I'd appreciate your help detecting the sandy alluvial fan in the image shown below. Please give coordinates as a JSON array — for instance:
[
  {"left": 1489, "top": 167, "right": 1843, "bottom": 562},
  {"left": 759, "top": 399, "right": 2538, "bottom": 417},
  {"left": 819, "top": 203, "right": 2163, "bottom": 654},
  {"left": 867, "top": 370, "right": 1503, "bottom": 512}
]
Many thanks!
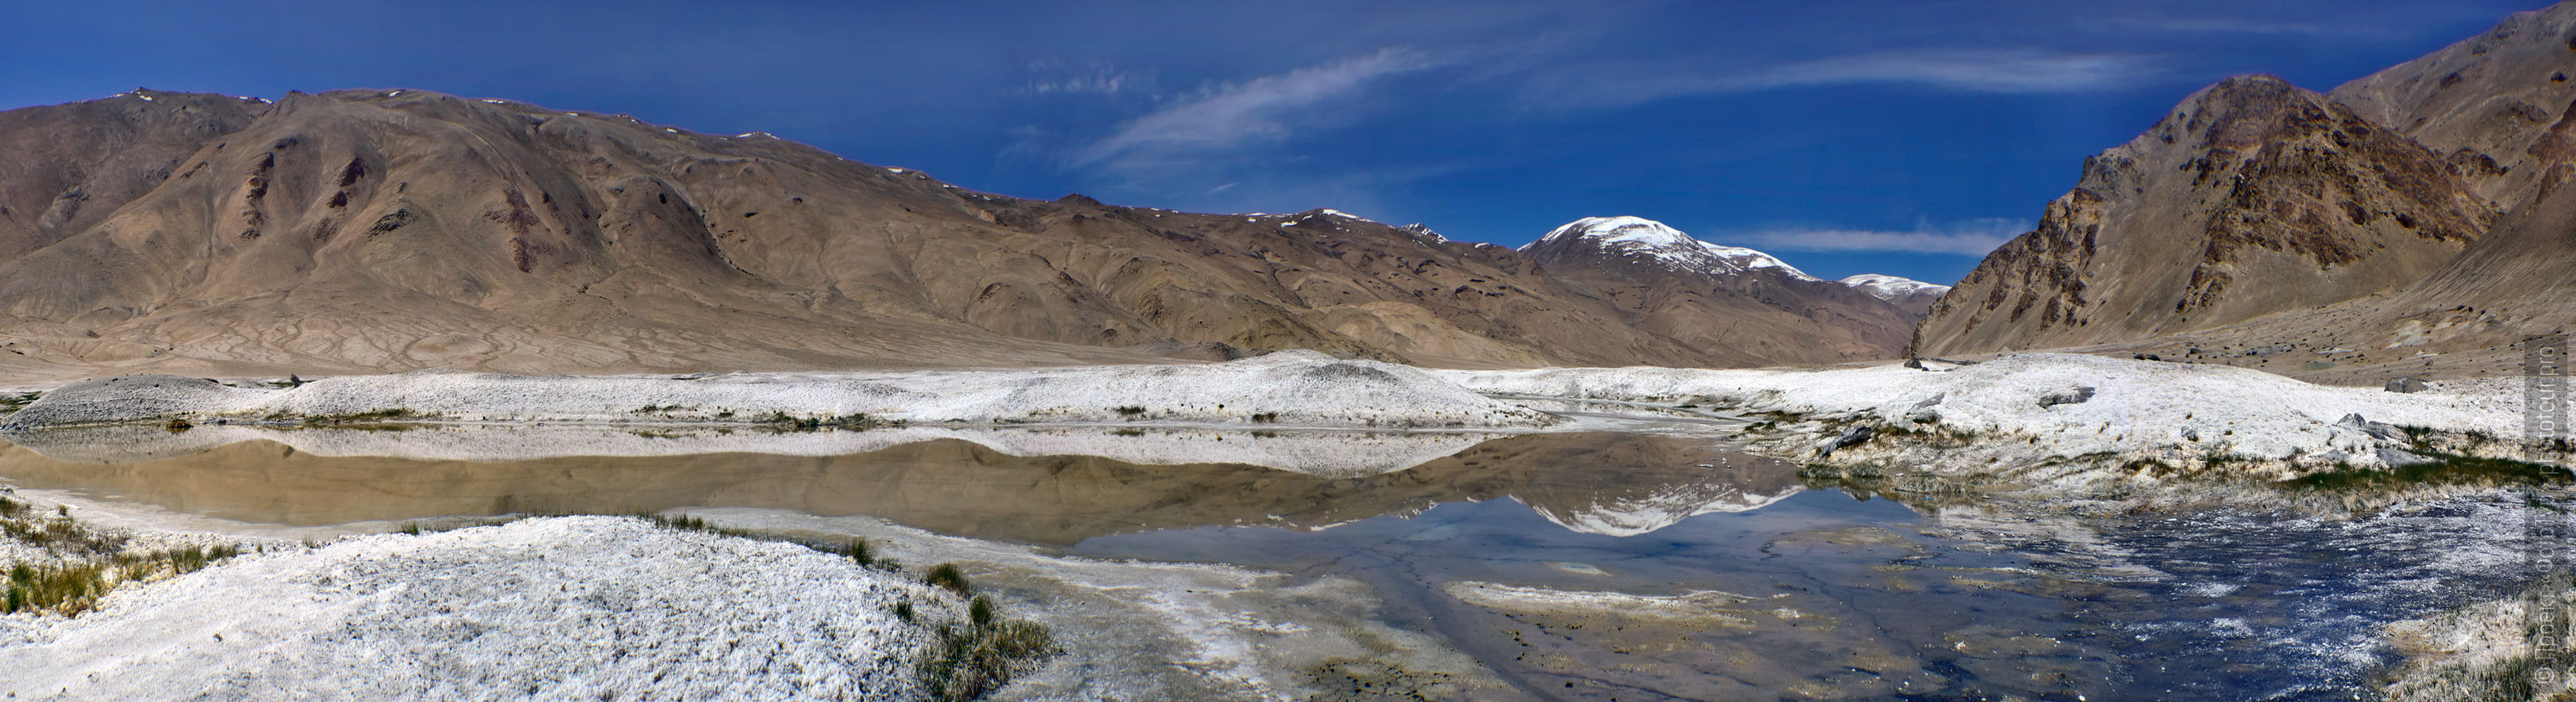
[{"left": 0, "top": 88, "right": 1923, "bottom": 380}]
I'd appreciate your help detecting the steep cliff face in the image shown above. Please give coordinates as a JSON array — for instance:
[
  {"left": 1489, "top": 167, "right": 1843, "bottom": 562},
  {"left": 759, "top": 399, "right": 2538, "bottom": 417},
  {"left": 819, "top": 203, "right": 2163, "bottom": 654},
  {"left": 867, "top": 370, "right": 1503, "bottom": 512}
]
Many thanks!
[
  {"left": 0, "top": 88, "right": 1914, "bottom": 378},
  {"left": 1917, "top": 76, "right": 2494, "bottom": 356}
]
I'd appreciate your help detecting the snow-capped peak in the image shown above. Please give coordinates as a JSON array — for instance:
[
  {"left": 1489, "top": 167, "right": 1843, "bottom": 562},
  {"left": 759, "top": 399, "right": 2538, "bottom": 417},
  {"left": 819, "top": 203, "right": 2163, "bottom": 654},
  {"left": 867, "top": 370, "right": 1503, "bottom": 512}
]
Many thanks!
[
  {"left": 1528, "top": 216, "right": 1818, "bottom": 281},
  {"left": 1838, "top": 274, "right": 1950, "bottom": 301}
]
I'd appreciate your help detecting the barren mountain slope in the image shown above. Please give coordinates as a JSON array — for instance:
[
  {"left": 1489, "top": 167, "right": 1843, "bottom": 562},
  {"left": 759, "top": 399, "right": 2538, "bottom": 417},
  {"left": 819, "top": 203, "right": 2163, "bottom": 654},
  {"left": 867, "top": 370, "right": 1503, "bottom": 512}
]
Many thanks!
[
  {"left": 0, "top": 88, "right": 1888, "bottom": 378},
  {"left": 2331, "top": 1, "right": 2576, "bottom": 209},
  {"left": 0, "top": 91, "right": 266, "bottom": 263},
  {"left": 1916, "top": 76, "right": 2494, "bottom": 356},
  {"left": 2014, "top": 3, "right": 2576, "bottom": 383}
]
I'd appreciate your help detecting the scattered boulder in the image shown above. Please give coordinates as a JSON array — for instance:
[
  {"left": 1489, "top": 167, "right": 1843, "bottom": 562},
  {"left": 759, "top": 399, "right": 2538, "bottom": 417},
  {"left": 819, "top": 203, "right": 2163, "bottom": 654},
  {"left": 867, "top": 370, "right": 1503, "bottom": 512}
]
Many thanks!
[
  {"left": 2385, "top": 377, "right": 2430, "bottom": 393},
  {"left": 2036, "top": 386, "right": 2096, "bottom": 408},
  {"left": 2180, "top": 427, "right": 2200, "bottom": 442},
  {"left": 2378, "top": 447, "right": 2441, "bottom": 468},
  {"left": 1904, "top": 395, "right": 1944, "bottom": 423}
]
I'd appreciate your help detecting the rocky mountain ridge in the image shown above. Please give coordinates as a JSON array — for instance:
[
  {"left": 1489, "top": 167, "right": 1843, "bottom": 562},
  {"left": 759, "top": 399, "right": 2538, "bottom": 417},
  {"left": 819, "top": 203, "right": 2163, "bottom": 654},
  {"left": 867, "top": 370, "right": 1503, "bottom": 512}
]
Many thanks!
[
  {"left": 0, "top": 88, "right": 1915, "bottom": 379},
  {"left": 1916, "top": 2, "right": 2576, "bottom": 382}
]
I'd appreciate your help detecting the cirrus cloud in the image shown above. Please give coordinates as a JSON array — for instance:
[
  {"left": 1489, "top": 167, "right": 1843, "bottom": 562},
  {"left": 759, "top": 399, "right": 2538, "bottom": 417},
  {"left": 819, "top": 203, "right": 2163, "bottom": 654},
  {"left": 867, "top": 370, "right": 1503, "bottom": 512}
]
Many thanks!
[
  {"left": 1068, "top": 48, "right": 1449, "bottom": 172},
  {"left": 1732, "top": 217, "right": 2030, "bottom": 257}
]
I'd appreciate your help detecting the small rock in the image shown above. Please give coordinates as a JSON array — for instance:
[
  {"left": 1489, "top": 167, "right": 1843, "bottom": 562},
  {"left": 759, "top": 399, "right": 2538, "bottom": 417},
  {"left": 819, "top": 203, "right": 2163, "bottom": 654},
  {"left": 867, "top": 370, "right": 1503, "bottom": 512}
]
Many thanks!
[
  {"left": 2378, "top": 447, "right": 2440, "bottom": 468},
  {"left": 2385, "top": 377, "right": 2429, "bottom": 393},
  {"left": 2037, "top": 386, "right": 2096, "bottom": 408},
  {"left": 2180, "top": 427, "right": 2199, "bottom": 442},
  {"left": 2334, "top": 413, "right": 2407, "bottom": 442},
  {"left": 1819, "top": 424, "right": 1875, "bottom": 457},
  {"left": 1906, "top": 408, "right": 1941, "bottom": 424}
]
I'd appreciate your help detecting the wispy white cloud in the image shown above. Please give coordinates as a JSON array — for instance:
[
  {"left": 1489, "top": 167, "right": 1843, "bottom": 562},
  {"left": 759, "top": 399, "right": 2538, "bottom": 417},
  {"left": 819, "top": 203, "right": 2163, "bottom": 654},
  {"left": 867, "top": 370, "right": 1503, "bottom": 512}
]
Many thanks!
[
  {"left": 1555, "top": 50, "right": 2160, "bottom": 110},
  {"left": 2115, "top": 17, "right": 2331, "bottom": 35},
  {"left": 1026, "top": 60, "right": 1139, "bottom": 95},
  {"left": 1069, "top": 48, "right": 1446, "bottom": 170},
  {"left": 1737, "top": 51, "right": 2158, "bottom": 93},
  {"left": 1734, "top": 218, "right": 2028, "bottom": 257}
]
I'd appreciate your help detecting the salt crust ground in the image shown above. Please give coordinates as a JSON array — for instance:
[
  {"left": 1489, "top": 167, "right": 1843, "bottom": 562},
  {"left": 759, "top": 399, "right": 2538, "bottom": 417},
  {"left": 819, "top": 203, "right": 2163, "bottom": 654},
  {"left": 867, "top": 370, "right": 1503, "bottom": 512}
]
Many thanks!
[
  {"left": 0, "top": 489, "right": 1527, "bottom": 702},
  {"left": 3, "top": 423, "right": 1510, "bottom": 479},
  {"left": 1, "top": 350, "right": 1554, "bottom": 433},
  {"left": 1439, "top": 353, "right": 2541, "bottom": 482},
  {"left": 0, "top": 517, "right": 952, "bottom": 701}
]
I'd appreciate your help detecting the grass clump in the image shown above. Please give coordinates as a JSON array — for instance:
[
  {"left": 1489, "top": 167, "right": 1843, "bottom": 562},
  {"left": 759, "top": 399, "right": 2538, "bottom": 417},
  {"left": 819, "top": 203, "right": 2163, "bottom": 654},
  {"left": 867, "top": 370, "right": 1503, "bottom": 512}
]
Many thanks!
[
  {"left": 925, "top": 562, "right": 972, "bottom": 595},
  {"left": 918, "top": 617, "right": 1057, "bottom": 701},
  {"left": 758, "top": 412, "right": 896, "bottom": 432},
  {"left": 2283, "top": 452, "right": 2572, "bottom": 493},
  {"left": 1, "top": 497, "right": 246, "bottom": 616},
  {"left": 298, "top": 408, "right": 424, "bottom": 431}
]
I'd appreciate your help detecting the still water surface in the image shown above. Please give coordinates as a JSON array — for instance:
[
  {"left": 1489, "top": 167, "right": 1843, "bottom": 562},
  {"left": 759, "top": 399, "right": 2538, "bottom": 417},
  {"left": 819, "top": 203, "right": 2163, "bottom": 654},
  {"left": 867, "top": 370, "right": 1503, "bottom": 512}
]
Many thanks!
[{"left": 0, "top": 427, "right": 2553, "bottom": 700}]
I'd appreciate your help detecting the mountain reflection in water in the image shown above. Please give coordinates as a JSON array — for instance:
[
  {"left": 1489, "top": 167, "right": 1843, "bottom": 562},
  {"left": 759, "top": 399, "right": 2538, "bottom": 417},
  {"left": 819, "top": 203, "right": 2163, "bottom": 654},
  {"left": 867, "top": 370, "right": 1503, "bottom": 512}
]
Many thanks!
[{"left": 0, "top": 430, "right": 1795, "bottom": 544}]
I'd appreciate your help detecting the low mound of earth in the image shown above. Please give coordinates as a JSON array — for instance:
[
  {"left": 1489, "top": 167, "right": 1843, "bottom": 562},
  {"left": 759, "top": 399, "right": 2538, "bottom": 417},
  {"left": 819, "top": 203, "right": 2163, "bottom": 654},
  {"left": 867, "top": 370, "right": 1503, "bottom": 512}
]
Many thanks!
[
  {"left": 0, "top": 350, "right": 1558, "bottom": 433},
  {"left": 0, "top": 516, "right": 961, "bottom": 700},
  {"left": 0, "top": 88, "right": 1905, "bottom": 380},
  {"left": 1440, "top": 353, "right": 2563, "bottom": 509}
]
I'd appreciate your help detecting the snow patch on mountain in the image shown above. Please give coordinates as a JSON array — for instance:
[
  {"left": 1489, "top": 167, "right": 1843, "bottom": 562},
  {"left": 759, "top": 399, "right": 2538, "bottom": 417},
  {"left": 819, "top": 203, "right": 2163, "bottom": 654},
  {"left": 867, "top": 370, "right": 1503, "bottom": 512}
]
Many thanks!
[
  {"left": 1528, "top": 216, "right": 1818, "bottom": 281},
  {"left": 1838, "top": 274, "right": 1950, "bottom": 301}
]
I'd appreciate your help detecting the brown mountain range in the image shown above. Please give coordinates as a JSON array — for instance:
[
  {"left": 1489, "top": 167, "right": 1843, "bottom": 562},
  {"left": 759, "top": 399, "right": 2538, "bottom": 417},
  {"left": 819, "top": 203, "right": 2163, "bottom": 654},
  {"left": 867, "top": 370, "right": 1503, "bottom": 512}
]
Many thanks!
[
  {"left": 0, "top": 88, "right": 1912, "bottom": 381},
  {"left": 1917, "top": 2, "right": 2576, "bottom": 382}
]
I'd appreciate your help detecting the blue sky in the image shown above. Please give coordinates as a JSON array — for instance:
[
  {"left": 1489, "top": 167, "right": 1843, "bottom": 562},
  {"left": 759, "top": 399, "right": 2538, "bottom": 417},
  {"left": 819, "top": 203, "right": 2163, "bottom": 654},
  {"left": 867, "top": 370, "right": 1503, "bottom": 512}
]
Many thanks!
[{"left": 2, "top": 0, "right": 2549, "bottom": 285}]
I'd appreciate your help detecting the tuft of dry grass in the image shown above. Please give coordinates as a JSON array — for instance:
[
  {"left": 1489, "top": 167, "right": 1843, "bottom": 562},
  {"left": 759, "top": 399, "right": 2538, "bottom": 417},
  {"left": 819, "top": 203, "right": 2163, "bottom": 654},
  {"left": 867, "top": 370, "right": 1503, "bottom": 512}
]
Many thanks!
[{"left": 1, "top": 496, "right": 246, "bottom": 616}]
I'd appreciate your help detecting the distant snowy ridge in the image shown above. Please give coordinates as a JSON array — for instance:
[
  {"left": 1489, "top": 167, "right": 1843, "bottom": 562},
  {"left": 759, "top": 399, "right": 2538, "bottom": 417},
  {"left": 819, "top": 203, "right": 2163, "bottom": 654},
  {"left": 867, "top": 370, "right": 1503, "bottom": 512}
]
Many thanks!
[
  {"left": 1838, "top": 274, "right": 1950, "bottom": 301},
  {"left": 1526, "top": 216, "right": 1819, "bottom": 281}
]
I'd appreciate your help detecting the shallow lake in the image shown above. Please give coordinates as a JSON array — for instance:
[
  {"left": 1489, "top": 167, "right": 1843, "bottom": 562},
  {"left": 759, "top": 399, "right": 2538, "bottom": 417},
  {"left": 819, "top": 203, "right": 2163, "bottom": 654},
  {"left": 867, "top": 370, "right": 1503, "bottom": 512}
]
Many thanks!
[{"left": 0, "top": 426, "right": 2560, "bottom": 700}]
